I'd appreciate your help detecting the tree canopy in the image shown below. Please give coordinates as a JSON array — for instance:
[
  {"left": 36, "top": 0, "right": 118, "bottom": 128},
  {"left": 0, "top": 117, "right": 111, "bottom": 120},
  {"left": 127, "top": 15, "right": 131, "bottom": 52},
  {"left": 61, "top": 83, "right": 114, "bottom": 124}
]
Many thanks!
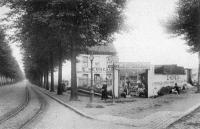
[
  {"left": 0, "top": 27, "right": 23, "bottom": 81},
  {"left": 1, "top": 0, "right": 127, "bottom": 99},
  {"left": 166, "top": 0, "right": 200, "bottom": 91},
  {"left": 167, "top": 0, "right": 200, "bottom": 52}
]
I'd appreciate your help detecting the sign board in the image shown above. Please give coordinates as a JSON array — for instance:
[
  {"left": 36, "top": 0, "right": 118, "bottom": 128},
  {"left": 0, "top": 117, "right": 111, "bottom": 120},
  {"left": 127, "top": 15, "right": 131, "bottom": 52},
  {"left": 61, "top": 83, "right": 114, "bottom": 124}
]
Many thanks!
[
  {"left": 119, "top": 62, "right": 150, "bottom": 70},
  {"left": 106, "top": 56, "right": 119, "bottom": 66},
  {"left": 108, "top": 64, "right": 119, "bottom": 68}
]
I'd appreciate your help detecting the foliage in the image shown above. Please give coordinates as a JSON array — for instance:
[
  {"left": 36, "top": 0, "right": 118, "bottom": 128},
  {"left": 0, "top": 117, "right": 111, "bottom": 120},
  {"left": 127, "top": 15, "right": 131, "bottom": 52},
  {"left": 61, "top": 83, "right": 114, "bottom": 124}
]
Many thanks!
[
  {"left": 166, "top": 0, "right": 200, "bottom": 52},
  {"left": 157, "top": 86, "right": 173, "bottom": 96},
  {"left": 166, "top": 0, "right": 200, "bottom": 92},
  {"left": 0, "top": 27, "right": 23, "bottom": 81},
  {"left": 1, "top": 0, "right": 127, "bottom": 99}
]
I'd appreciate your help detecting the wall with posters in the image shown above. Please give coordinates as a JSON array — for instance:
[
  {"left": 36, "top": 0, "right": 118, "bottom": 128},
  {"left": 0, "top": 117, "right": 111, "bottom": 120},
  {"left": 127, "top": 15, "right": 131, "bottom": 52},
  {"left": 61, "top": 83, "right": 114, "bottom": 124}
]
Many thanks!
[
  {"left": 76, "top": 54, "right": 119, "bottom": 97},
  {"left": 148, "top": 66, "right": 188, "bottom": 97}
]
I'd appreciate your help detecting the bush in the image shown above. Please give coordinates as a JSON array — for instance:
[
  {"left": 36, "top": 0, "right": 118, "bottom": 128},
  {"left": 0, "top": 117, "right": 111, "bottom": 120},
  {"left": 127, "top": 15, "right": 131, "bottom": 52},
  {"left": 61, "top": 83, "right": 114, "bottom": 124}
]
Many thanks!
[{"left": 157, "top": 86, "right": 173, "bottom": 96}]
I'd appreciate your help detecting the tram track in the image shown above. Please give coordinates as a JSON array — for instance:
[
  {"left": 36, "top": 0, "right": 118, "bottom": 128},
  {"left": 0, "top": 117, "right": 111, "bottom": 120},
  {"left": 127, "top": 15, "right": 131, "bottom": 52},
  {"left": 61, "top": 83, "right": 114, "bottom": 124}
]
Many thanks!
[
  {"left": 18, "top": 86, "right": 47, "bottom": 129},
  {"left": 0, "top": 86, "right": 30, "bottom": 124},
  {"left": 0, "top": 83, "right": 48, "bottom": 129}
]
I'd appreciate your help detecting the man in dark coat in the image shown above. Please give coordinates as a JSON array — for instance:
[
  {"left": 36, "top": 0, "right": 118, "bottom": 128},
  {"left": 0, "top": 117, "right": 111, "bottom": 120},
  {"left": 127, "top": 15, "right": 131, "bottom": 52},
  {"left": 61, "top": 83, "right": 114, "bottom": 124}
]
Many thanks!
[{"left": 101, "top": 84, "right": 108, "bottom": 100}]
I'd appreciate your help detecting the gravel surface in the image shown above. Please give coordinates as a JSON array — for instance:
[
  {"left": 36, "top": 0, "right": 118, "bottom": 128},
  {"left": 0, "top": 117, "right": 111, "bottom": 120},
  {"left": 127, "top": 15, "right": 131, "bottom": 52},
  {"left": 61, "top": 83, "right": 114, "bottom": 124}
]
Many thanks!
[
  {"left": 167, "top": 107, "right": 200, "bottom": 129},
  {"left": 38, "top": 87, "right": 200, "bottom": 120},
  {"left": 0, "top": 82, "right": 45, "bottom": 129}
]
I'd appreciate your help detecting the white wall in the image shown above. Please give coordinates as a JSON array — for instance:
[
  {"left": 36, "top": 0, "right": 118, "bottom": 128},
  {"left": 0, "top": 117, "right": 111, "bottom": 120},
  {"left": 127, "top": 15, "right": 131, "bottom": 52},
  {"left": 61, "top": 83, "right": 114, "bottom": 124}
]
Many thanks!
[
  {"left": 148, "top": 66, "right": 187, "bottom": 97},
  {"left": 191, "top": 68, "right": 198, "bottom": 83},
  {"left": 76, "top": 54, "right": 118, "bottom": 86},
  {"left": 76, "top": 54, "right": 119, "bottom": 97},
  {"left": 76, "top": 54, "right": 109, "bottom": 86}
]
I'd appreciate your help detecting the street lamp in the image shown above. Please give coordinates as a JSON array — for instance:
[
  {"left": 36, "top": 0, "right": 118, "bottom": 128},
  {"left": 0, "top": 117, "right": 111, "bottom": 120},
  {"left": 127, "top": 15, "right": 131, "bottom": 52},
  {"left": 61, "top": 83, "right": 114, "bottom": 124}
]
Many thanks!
[{"left": 89, "top": 54, "right": 94, "bottom": 103}]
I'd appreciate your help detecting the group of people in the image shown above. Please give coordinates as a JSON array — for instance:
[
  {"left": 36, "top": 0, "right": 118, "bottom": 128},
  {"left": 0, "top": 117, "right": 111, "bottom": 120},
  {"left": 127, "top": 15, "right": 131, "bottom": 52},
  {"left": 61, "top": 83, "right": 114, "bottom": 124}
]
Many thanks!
[
  {"left": 172, "top": 83, "right": 186, "bottom": 95},
  {"left": 100, "top": 82, "right": 184, "bottom": 100}
]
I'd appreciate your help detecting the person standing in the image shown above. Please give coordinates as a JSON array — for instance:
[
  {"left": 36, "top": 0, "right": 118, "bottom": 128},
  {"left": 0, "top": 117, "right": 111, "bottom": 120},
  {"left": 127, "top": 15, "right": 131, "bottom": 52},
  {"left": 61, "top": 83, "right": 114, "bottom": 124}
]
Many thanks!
[{"left": 101, "top": 84, "right": 107, "bottom": 100}]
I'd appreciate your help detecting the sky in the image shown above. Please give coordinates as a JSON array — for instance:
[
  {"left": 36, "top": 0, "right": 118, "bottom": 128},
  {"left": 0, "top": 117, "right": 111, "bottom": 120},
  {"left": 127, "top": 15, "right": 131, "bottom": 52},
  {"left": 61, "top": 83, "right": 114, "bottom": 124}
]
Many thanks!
[
  {"left": 114, "top": 0, "right": 198, "bottom": 68},
  {"left": 0, "top": 0, "right": 198, "bottom": 74}
]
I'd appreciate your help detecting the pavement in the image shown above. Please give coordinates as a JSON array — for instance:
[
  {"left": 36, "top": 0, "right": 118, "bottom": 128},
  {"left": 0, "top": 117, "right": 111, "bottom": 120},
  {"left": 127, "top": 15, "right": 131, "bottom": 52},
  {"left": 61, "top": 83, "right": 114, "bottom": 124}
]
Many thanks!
[
  {"left": 35, "top": 85, "right": 200, "bottom": 129},
  {"left": 27, "top": 84, "right": 134, "bottom": 129},
  {"left": 167, "top": 105, "right": 200, "bottom": 129}
]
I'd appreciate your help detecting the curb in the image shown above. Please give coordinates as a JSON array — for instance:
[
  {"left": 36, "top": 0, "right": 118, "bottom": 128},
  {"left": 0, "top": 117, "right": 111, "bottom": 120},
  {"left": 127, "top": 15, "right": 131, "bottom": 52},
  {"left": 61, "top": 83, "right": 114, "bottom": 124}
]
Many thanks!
[
  {"left": 166, "top": 103, "right": 200, "bottom": 128},
  {"left": 33, "top": 86, "right": 136, "bottom": 127},
  {"left": 33, "top": 86, "right": 96, "bottom": 120}
]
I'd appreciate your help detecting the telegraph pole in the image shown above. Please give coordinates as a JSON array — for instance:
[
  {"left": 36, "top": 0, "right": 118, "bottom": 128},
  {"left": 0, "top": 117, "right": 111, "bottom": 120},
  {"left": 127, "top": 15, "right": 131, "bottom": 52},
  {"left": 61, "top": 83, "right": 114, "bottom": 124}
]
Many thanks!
[{"left": 112, "top": 62, "right": 115, "bottom": 103}]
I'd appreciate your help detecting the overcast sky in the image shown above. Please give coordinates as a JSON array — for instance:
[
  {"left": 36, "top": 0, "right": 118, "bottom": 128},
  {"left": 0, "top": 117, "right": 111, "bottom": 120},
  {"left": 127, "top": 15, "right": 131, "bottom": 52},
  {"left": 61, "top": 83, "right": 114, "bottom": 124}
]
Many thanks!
[
  {"left": 0, "top": 0, "right": 198, "bottom": 72},
  {"left": 114, "top": 0, "right": 198, "bottom": 68}
]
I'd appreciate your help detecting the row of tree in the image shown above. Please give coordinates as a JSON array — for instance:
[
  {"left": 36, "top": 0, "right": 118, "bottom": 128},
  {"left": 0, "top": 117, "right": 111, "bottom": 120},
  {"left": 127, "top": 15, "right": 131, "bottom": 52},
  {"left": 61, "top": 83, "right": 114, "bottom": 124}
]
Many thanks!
[
  {"left": 1, "top": 0, "right": 127, "bottom": 100},
  {"left": 0, "top": 27, "right": 23, "bottom": 83}
]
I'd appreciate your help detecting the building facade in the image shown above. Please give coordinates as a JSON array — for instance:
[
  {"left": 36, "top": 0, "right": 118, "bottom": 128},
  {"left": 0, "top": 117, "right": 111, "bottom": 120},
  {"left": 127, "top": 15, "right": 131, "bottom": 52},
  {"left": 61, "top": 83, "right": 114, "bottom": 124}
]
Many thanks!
[{"left": 76, "top": 44, "right": 119, "bottom": 97}]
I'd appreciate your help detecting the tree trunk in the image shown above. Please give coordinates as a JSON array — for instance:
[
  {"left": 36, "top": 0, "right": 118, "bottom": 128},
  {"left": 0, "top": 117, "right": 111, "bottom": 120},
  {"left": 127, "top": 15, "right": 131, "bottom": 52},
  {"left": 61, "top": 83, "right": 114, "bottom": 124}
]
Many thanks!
[
  {"left": 57, "top": 41, "right": 63, "bottom": 95},
  {"left": 197, "top": 51, "right": 200, "bottom": 92},
  {"left": 70, "top": 45, "right": 78, "bottom": 101},
  {"left": 44, "top": 72, "right": 46, "bottom": 89},
  {"left": 50, "top": 52, "right": 54, "bottom": 92},
  {"left": 46, "top": 71, "right": 49, "bottom": 90},
  {"left": 39, "top": 74, "right": 41, "bottom": 87},
  {"left": 42, "top": 73, "right": 44, "bottom": 88},
  {"left": 40, "top": 74, "right": 43, "bottom": 87}
]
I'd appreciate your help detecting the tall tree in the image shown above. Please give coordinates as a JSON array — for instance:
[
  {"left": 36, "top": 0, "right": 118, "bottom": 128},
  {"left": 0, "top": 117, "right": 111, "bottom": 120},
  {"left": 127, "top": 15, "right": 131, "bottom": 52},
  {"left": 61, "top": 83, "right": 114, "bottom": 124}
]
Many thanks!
[
  {"left": 40, "top": 0, "right": 127, "bottom": 100},
  {"left": 0, "top": 27, "right": 23, "bottom": 82},
  {"left": 1, "top": 0, "right": 127, "bottom": 100},
  {"left": 166, "top": 0, "right": 200, "bottom": 92}
]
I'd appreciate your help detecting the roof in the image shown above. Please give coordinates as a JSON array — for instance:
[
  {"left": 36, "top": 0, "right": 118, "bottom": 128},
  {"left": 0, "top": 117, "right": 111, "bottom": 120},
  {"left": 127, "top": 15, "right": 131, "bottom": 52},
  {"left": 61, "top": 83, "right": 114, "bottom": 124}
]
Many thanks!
[
  {"left": 119, "top": 69, "right": 146, "bottom": 76},
  {"left": 86, "top": 43, "right": 117, "bottom": 55},
  {"left": 119, "top": 62, "right": 151, "bottom": 69},
  {"left": 154, "top": 64, "right": 185, "bottom": 75}
]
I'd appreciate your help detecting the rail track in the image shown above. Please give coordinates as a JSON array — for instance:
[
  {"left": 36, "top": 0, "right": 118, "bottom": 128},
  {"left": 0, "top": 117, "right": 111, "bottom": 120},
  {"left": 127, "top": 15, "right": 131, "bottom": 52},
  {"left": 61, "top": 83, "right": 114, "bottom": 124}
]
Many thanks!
[
  {"left": 19, "top": 86, "right": 47, "bottom": 129},
  {"left": 0, "top": 84, "right": 47, "bottom": 129},
  {"left": 0, "top": 86, "right": 30, "bottom": 124}
]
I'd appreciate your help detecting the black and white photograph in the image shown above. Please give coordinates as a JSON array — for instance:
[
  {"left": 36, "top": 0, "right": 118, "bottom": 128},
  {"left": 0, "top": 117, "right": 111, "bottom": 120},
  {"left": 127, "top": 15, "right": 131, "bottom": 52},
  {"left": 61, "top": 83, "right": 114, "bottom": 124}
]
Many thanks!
[{"left": 0, "top": 0, "right": 199, "bottom": 129}]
